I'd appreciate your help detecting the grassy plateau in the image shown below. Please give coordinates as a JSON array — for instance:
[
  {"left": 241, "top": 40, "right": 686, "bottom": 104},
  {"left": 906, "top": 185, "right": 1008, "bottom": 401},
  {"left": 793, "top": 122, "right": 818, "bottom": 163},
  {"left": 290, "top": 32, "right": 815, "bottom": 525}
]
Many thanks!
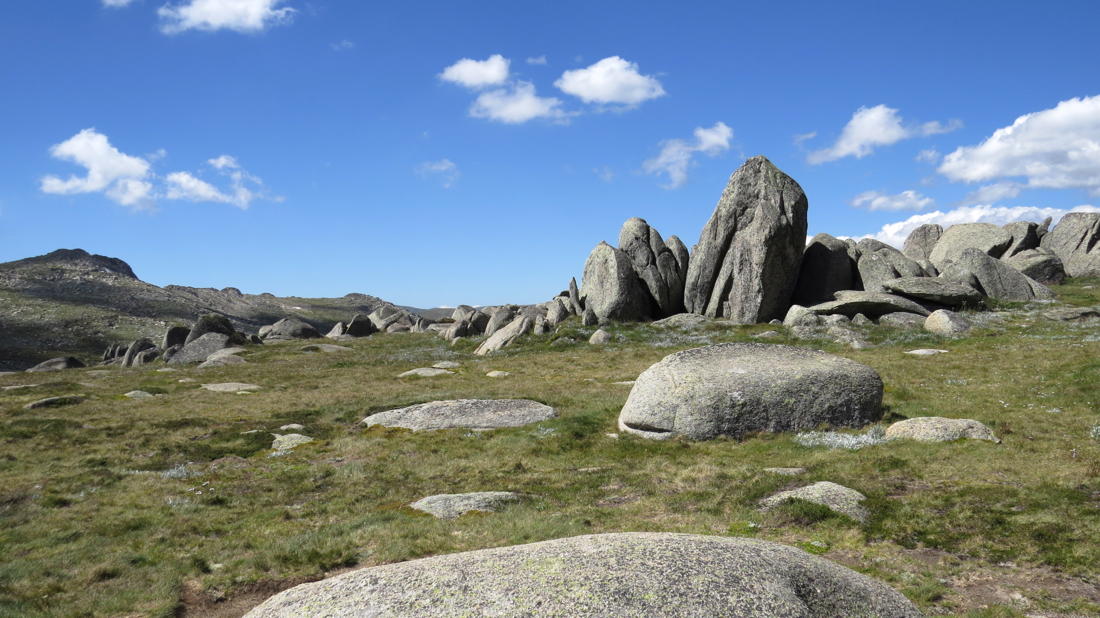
[{"left": 2, "top": 280, "right": 1100, "bottom": 617}]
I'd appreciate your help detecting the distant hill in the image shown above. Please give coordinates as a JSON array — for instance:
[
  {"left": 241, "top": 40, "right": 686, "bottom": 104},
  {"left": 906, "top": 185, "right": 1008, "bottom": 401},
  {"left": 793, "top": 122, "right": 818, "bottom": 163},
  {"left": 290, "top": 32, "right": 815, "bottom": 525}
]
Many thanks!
[{"left": 0, "top": 249, "right": 397, "bottom": 370}]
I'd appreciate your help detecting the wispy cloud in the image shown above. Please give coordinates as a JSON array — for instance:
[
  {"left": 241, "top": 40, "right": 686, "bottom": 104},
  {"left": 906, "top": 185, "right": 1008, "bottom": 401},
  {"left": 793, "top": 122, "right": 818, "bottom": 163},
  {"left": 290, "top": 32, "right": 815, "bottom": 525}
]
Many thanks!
[
  {"left": 158, "top": 0, "right": 296, "bottom": 35},
  {"left": 330, "top": 40, "right": 354, "bottom": 51},
  {"left": 806, "top": 105, "right": 961, "bottom": 164},
  {"left": 526, "top": 56, "right": 547, "bottom": 65},
  {"left": 850, "top": 190, "right": 934, "bottom": 212},
  {"left": 643, "top": 122, "right": 733, "bottom": 188},
  {"left": 416, "top": 159, "right": 460, "bottom": 188}
]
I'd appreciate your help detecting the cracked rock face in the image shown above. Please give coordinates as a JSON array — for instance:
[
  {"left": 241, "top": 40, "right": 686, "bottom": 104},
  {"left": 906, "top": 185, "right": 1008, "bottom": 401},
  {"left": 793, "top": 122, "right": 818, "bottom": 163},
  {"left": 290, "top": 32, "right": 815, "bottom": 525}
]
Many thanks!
[
  {"left": 242, "top": 532, "right": 923, "bottom": 618},
  {"left": 618, "top": 343, "right": 883, "bottom": 441}
]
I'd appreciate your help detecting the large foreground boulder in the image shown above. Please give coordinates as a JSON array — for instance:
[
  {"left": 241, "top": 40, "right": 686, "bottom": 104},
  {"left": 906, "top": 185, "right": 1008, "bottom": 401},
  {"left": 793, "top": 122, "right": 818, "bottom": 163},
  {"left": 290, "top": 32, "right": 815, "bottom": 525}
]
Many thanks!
[
  {"left": 363, "top": 399, "right": 557, "bottom": 430},
  {"left": 243, "top": 533, "right": 922, "bottom": 618},
  {"left": 684, "top": 156, "right": 808, "bottom": 323},
  {"left": 618, "top": 343, "right": 883, "bottom": 441}
]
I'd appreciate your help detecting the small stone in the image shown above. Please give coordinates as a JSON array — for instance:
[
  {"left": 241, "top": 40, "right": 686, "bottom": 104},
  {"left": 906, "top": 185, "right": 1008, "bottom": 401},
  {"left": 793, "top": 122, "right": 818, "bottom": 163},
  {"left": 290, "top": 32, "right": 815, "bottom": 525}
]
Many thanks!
[
  {"left": 851, "top": 313, "right": 873, "bottom": 326},
  {"left": 124, "top": 390, "right": 154, "bottom": 399},
  {"left": 156, "top": 368, "right": 179, "bottom": 373},
  {"left": 201, "top": 382, "right": 262, "bottom": 393},
  {"left": 763, "top": 467, "right": 806, "bottom": 476},
  {"left": 408, "top": 492, "right": 524, "bottom": 520},
  {"left": 23, "top": 396, "right": 84, "bottom": 410},
  {"left": 759, "top": 481, "right": 870, "bottom": 523},
  {"left": 751, "top": 330, "right": 779, "bottom": 339},
  {"left": 271, "top": 433, "right": 314, "bottom": 451},
  {"left": 904, "top": 349, "right": 949, "bottom": 356},
  {"left": 589, "top": 329, "right": 612, "bottom": 344},
  {"left": 885, "top": 417, "right": 1000, "bottom": 443},
  {"left": 924, "top": 310, "right": 972, "bottom": 336},
  {"left": 611, "top": 380, "right": 636, "bottom": 386},
  {"left": 398, "top": 367, "right": 455, "bottom": 378},
  {"left": 198, "top": 355, "right": 247, "bottom": 369},
  {"left": 432, "top": 361, "right": 462, "bottom": 369},
  {"left": 179, "top": 378, "right": 196, "bottom": 383},
  {"left": 486, "top": 370, "right": 511, "bottom": 378},
  {"left": 877, "top": 312, "right": 926, "bottom": 328},
  {"left": 279, "top": 423, "right": 305, "bottom": 431}
]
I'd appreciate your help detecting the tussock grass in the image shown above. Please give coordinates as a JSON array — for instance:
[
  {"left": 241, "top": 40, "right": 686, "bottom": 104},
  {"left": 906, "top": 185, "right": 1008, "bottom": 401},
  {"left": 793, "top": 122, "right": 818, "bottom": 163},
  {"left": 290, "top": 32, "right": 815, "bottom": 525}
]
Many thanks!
[{"left": 2, "top": 280, "right": 1100, "bottom": 616}]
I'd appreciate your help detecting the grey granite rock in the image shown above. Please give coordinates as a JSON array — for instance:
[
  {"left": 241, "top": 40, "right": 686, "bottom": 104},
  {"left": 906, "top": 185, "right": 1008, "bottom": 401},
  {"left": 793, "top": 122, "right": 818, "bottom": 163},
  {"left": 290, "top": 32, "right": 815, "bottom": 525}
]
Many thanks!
[
  {"left": 408, "top": 492, "right": 523, "bottom": 520},
  {"left": 475, "top": 315, "right": 533, "bottom": 356},
  {"left": 929, "top": 222, "right": 1013, "bottom": 268},
  {"left": 263, "top": 318, "right": 322, "bottom": 340},
  {"left": 26, "top": 356, "right": 85, "bottom": 372},
  {"left": 877, "top": 312, "right": 926, "bottom": 328},
  {"left": 924, "top": 309, "right": 972, "bottom": 335},
  {"left": 397, "top": 367, "right": 454, "bottom": 378},
  {"left": 546, "top": 298, "right": 570, "bottom": 327},
  {"left": 1002, "top": 221, "right": 1040, "bottom": 257},
  {"left": 201, "top": 382, "right": 261, "bottom": 393},
  {"left": 808, "top": 291, "right": 931, "bottom": 318},
  {"left": 185, "top": 314, "right": 240, "bottom": 346},
  {"left": 684, "top": 156, "right": 808, "bottom": 323},
  {"left": 882, "top": 276, "right": 982, "bottom": 308},
  {"left": 363, "top": 399, "right": 557, "bottom": 431},
  {"left": 885, "top": 417, "right": 1000, "bottom": 443},
  {"left": 1041, "top": 306, "right": 1100, "bottom": 321},
  {"left": 346, "top": 314, "right": 379, "bottom": 337},
  {"left": 618, "top": 343, "right": 882, "bottom": 441},
  {"left": 952, "top": 248, "right": 1052, "bottom": 301},
  {"left": 242, "top": 532, "right": 923, "bottom": 618},
  {"left": 271, "top": 433, "right": 313, "bottom": 451},
  {"left": 792, "top": 233, "right": 854, "bottom": 306},
  {"left": 167, "top": 333, "right": 231, "bottom": 365},
  {"left": 162, "top": 326, "right": 190, "bottom": 350},
  {"left": 568, "top": 276, "right": 584, "bottom": 315},
  {"left": 579, "top": 242, "right": 651, "bottom": 323},
  {"left": 300, "top": 344, "right": 351, "bottom": 353},
  {"left": 902, "top": 223, "right": 943, "bottom": 261},
  {"left": 1040, "top": 212, "right": 1100, "bottom": 277},
  {"left": 589, "top": 329, "right": 612, "bottom": 344},
  {"left": 760, "top": 481, "right": 870, "bottom": 523},
  {"left": 325, "top": 322, "right": 346, "bottom": 338},
  {"left": 24, "top": 395, "right": 84, "bottom": 410},
  {"left": 1002, "top": 248, "right": 1066, "bottom": 286},
  {"left": 484, "top": 306, "right": 516, "bottom": 337},
  {"left": 652, "top": 313, "right": 710, "bottom": 329}
]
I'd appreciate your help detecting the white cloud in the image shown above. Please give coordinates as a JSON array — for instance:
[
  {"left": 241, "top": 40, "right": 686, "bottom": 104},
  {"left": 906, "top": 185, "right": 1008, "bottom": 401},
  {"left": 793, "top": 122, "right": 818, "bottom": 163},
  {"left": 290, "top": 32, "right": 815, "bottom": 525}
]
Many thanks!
[
  {"left": 643, "top": 122, "right": 733, "bottom": 188},
  {"left": 439, "top": 55, "right": 510, "bottom": 89},
  {"left": 102, "top": 0, "right": 138, "bottom": 7},
  {"left": 165, "top": 158, "right": 263, "bottom": 209},
  {"left": 40, "top": 128, "right": 154, "bottom": 210},
  {"left": 916, "top": 148, "right": 940, "bottom": 163},
  {"left": 554, "top": 56, "right": 665, "bottom": 107},
  {"left": 851, "top": 190, "right": 934, "bottom": 212},
  {"left": 158, "top": 0, "right": 295, "bottom": 34},
  {"left": 165, "top": 171, "right": 233, "bottom": 203},
  {"left": 416, "top": 159, "right": 460, "bottom": 188},
  {"left": 793, "top": 131, "right": 817, "bottom": 145},
  {"left": 469, "top": 81, "right": 568, "bottom": 124},
  {"left": 594, "top": 166, "right": 614, "bottom": 182},
  {"left": 938, "top": 95, "right": 1100, "bottom": 197},
  {"left": 862, "top": 204, "right": 1100, "bottom": 248},
  {"left": 526, "top": 56, "right": 547, "bottom": 65},
  {"left": 958, "top": 181, "right": 1024, "bottom": 205},
  {"left": 330, "top": 40, "right": 354, "bottom": 51},
  {"left": 807, "top": 105, "right": 962, "bottom": 164},
  {"left": 208, "top": 154, "right": 239, "bottom": 170}
]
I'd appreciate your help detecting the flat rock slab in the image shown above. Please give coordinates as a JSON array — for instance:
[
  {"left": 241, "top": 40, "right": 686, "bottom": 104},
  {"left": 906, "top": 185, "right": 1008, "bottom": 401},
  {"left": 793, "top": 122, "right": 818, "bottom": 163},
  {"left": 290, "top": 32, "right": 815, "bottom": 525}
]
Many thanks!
[
  {"left": 408, "top": 492, "right": 523, "bottom": 520},
  {"left": 485, "top": 370, "right": 511, "bottom": 377},
  {"left": 271, "top": 433, "right": 314, "bottom": 450},
  {"left": 198, "top": 355, "right": 247, "bottom": 369},
  {"left": 886, "top": 417, "right": 1000, "bottom": 443},
  {"left": 301, "top": 344, "right": 352, "bottom": 353},
  {"left": 24, "top": 396, "right": 84, "bottom": 410},
  {"left": 882, "top": 277, "right": 982, "bottom": 307},
  {"left": 651, "top": 313, "right": 711, "bottom": 329},
  {"left": 809, "top": 291, "right": 931, "bottom": 318},
  {"left": 760, "top": 481, "right": 870, "bottom": 523},
  {"left": 764, "top": 467, "right": 807, "bottom": 476},
  {"left": 431, "top": 361, "right": 461, "bottom": 369},
  {"left": 124, "top": 390, "right": 154, "bottom": 399},
  {"left": 363, "top": 399, "right": 557, "bottom": 431},
  {"left": 397, "top": 367, "right": 454, "bottom": 378},
  {"left": 1042, "top": 306, "right": 1100, "bottom": 321},
  {"left": 201, "top": 383, "right": 261, "bottom": 393},
  {"left": 904, "top": 349, "right": 949, "bottom": 356},
  {"left": 242, "top": 532, "right": 922, "bottom": 618},
  {"left": 618, "top": 343, "right": 883, "bottom": 441}
]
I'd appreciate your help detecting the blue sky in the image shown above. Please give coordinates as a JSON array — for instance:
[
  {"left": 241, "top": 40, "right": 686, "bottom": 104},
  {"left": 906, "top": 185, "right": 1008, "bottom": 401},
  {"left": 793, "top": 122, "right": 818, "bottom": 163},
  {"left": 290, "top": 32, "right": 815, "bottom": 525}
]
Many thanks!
[{"left": 2, "top": 1, "right": 1098, "bottom": 307}]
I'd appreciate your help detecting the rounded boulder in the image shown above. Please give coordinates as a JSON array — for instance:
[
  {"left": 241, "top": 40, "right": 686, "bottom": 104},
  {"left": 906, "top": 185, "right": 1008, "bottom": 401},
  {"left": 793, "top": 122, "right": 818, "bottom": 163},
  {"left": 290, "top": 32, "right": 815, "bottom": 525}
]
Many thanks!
[{"left": 618, "top": 343, "right": 883, "bottom": 441}]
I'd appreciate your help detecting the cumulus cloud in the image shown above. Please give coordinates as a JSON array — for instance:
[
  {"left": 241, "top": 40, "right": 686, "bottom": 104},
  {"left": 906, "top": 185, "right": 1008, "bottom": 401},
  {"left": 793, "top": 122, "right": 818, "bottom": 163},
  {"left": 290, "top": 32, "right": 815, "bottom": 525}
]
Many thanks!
[
  {"left": 158, "top": 0, "right": 296, "bottom": 35},
  {"left": 643, "top": 122, "right": 733, "bottom": 188},
  {"left": 469, "top": 81, "right": 568, "bottom": 124},
  {"left": 958, "top": 181, "right": 1024, "bottom": 205},
  {"left": 807, "top": 105, "right": 962, "bottom": 164},
  {"left": 40, "top": 129, "right": 155, "bottom": 209},
  {"left": 916, "top": 148, "right": 940, "bottom": 163},
  {"left": 554, "top": 56, "right": 665, "bottom": 107},
  {"left": 102, "top": 0, "right": 139, "bottom": 7},
  {"left": 40, "top": 130, "right": 269, "bottom": 210},
  {"left": 850, "top": 190, "right": 934, "bottom": 212},
  {"left": 862, "top": 204, "right": 1100, "bottom": 248},
  {"left": 938, "top": 95, "right": 1100, "bottom": 196},
  {"left": 439, "top": 55, "right": 510, "bottom": 89},
  {"left": 416, "top": 159, "right": 460, "bottom": 188},
  {"left": 527, "top": 56, "right": 547, "bottom": 65}
]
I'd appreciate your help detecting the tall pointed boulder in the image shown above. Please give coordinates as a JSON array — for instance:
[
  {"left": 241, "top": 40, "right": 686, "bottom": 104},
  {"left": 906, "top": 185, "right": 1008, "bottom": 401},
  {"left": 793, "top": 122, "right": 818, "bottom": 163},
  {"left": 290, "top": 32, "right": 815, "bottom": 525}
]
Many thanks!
[{"left": 683, "top": 156, "right": 808, "bottom": 323}]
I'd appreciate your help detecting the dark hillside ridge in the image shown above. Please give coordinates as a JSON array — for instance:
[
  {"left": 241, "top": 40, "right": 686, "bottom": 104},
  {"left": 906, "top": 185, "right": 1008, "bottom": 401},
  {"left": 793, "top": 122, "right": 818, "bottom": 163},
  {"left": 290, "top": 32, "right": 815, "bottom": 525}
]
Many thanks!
[{"left": 0, "top": 248, "right": 396, "bottom": 370}]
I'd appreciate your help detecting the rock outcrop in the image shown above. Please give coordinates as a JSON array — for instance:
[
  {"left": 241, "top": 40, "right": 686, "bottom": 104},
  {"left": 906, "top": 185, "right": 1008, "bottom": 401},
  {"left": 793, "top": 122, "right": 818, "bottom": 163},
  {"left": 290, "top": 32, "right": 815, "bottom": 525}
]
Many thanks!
[
  {"left": 363, "top": 399, "right": 557, "bottom": 430},
  {"left": 579, "top": 242, "right": 651, "bottom": 323},
  {"left": 791, "top": 233, "right": 853, "bottom": 306},
  {"left": 1040, "top": 212, "right": 1100, "bottom": 278},
  {"left": 684, "top": 156, "right": 808, "bottom": 323}
]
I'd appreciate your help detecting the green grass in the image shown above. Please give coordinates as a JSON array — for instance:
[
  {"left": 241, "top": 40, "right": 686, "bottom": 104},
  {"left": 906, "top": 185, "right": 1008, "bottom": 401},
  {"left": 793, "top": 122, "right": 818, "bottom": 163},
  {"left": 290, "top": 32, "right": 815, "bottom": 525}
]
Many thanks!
[{"left": 2, "top": 280, "right": 1100, "bottom": 616}]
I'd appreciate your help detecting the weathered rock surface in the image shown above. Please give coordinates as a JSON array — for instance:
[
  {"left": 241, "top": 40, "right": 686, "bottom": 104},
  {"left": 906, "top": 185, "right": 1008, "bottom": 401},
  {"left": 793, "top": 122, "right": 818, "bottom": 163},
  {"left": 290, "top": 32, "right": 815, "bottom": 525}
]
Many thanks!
[
  {"left": 791, "top": 233, "right": 853, "bottom": 306},
  {"left": 1003, "top": 248, "right": 1066, "bottom": 286},
  {"left": 475, "top": 315, "right": 533, "bottom": 356},
  {"left": 808, "top": 291, "right": 931, "bottom": 318},
  {"left": 1041, "top": 306, "right": 1100, "bottom": 321},
  {"left": 345, "top": 313, "right": 378, "bottom": 337},
  {"left": 262, "top": 318, "right": 321, "bottom": 340},
  {"left": 167, "top": 333, "right": 231, "bottom": 365},
  {"left": 568, "top": 276, "right": 583, "bottom": 315},
  {"left": 952, "top": 248, "right": 1053, "bottom": 301},
  {"left": 484, "top": 306, "right": 516, "bottom": 337},
  {"left": 760, "top": 481, "right": 870, "bottom": 523},
  {"left": 684, "top": 156, "right": 808, "bottom": 323},
  {"left": 579, "top": 242, "right": 651, "bottom": 323},
  {"left": 924, "top": 309, "right": 972, "bottom": 335},
  {"left": 877, "top": 312, "right": 926, "bottom": 328},
  {"left": 618, "top": 343, "right": 883, "bottom": 441},
  {"left": 242, "top": 532, "right": 923, "bottom": 618},
  {"left": 162, "top": 326, "right": 190, "bottom": 350},
  {"left": 1003, "top": 221, "right": 1040, "bottom": 258},
  {"left": 300, "top": 344, "right": 351, "bottom": 353},
  {"left": 271, "top": 433, "right": 314, "bottom": 451},
  {"left": 185, "top": 314, "right": 242, "bottom": 346},
  {"left": 397, "top": 367, "right": 454, "bottom": 378},
  {"left": 408, "top": 492, "right": 523, "bottom": 520},
  {"left": 929, "top": 222, "right": 1013, "bottom": 268},
  {"left": 589, "top": 329, "right": 611, "bottom": 344},
  {"left": 26, "top": 356, "right": 85, "bottom": 372},
  {"left": 1040, "top": 212, "right": 1100, "bottom": 277},
  {"left": 902, "top": 223, "right": 943, "bottom": 261},
  {"left": 363, "top": 399, "right": 557, "bottom": 431},
  {"left": 882, "top": 277, "right": 982, "bottom": 308},
  {"left": 652, "top": 313, "right": 710, "bottom": 329},
  {"left": 885, "top": 417, "right": 1000, "bottom": 443},
  {"left": 201, "top": 382, "right": 260, "bottom": 393},
  {"left": 24, "top": 395, "right": 84, "bottom": 410},
  {"left": 121, "top": 338, "right": 156, "bottom": 368},
  {"left": 546, "top": 298, "right": 570, "bottom": 327}
]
